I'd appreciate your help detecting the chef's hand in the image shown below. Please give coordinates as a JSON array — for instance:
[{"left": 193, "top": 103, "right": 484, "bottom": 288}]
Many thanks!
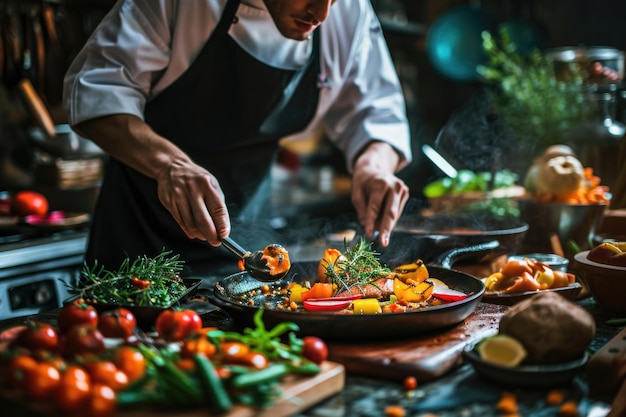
[
  {"left": 351, "top": 141, "right": 409, "bottom": 247},
  {"left": 75, "top": 114, "right": 231, "bottom": 246},
  {"left": 156, "top": 159, "right": 230, "bottom": 246}
]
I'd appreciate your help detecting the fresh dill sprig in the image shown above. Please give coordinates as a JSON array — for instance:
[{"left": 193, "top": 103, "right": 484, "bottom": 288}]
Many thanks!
[{"left": 323, "top": 237, "right": 391, "bottom": 293}]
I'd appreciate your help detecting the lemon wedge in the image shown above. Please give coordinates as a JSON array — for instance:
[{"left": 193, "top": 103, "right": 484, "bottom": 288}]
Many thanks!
[{"left": 476, "top": 334, "right": 527, "bottom": 367}]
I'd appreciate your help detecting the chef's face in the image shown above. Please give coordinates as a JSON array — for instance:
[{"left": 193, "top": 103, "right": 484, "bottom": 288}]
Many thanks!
[{"left": 263, "top": 0, "right": 335, "bottom": 41}]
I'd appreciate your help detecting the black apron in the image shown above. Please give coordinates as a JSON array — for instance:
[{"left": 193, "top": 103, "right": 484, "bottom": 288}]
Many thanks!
[{"left": 86, "top": 0, "right": 321, "bottom": 276}]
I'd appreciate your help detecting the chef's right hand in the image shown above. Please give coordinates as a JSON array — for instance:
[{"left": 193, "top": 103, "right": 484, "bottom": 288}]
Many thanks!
[
  {"left": 156, "top": 159, "right": 230, "bottom": 246},
  {"left": 74, "top": 114, "right": 231, "bottom": 245}
]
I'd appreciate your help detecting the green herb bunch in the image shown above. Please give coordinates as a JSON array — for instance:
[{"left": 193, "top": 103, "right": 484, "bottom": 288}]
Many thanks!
[
  {"left": 476, "top": 27, "right": 591, "bottom": 147},
  {"left": 73, "top": 249, "right": 189, "bottom": 307},
  {"left": 323, "top": 237, "right": 391, "bottom": 293}
]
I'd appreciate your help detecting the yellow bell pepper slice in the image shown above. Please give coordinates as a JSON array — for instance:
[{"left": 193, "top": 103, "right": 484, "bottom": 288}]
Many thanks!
[
  {"left": 353, "top": 298, "right": 381, "bottom": 315},
  {"left": 393, "top": 278, "right": 434, "bottom": 302},
  {"left": 392, "top": 259, "right": 429, "bottom": 283},
  {"left": 288, "top": 283, "right": 308, "bottom": 304}
]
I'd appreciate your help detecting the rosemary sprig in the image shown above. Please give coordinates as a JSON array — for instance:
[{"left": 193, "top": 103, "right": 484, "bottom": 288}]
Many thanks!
[
  {"left": 72, "top": 249, "right": 189, "bottom": 307},
  {"left": 323, "top": 237, "right": 391, "bottom": 293}
]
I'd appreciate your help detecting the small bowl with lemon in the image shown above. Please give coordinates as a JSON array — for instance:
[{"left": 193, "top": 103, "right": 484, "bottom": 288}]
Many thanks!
[{"left": 463, "top": 334, "right": 589, "bottom": 387}]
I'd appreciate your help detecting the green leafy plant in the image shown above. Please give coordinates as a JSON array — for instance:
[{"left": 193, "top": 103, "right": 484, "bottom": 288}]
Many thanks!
[{"left": 477, "top": 27, "right": 592, "bottom": 147}]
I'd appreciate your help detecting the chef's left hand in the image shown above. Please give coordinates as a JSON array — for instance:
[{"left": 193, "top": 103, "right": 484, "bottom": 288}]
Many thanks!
[{"left": 351, "top": 141, "right": 409, "bottom": 247}]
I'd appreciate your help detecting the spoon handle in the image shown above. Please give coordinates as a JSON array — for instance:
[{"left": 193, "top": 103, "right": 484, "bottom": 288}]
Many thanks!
[{"left": 220, "top": 237, "right": 249, "bottom": 258}]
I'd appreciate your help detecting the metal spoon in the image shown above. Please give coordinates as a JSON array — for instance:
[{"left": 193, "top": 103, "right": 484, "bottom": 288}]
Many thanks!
[{"left": 220, "top": 237, "right": 289, "bottom": 282}]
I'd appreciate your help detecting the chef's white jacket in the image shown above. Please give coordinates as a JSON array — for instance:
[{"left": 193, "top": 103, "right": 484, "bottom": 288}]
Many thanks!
[{"left": 63, "top": 0, "right": 412, "bottom": 171}]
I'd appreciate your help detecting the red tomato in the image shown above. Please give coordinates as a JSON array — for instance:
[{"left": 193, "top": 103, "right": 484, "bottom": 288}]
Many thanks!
[
  {"left": 155, "top": 308, "right": 202, "bottom": 342},
  {"left": 57, "top": 299, "right": 99, "bottom": 334},
  {"left": 61, "top": 325, "right": 106, "bottom": 359},
  {"left": 14, "top": 321, "right": 59, "bottom": 351},
  {"left": 98, "top": 308, "right": 137, "bottom": 339},
  {"left": 112, "top": 346, "right": 146, "bottom": 383},
  {"left": 11, "top": 191, "right": 48, "bottom": 216},
  {"left": 85, "top": 384, "right": 117, "bottom": 417},
  {"left": 301, "top": 336, "right": 328, "bottom": 364},
  {"left": 23, "top": 362, "right": 61, "bottom": 400}
]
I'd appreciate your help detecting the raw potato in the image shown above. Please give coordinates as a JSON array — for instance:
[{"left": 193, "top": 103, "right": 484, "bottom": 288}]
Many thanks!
[{"left": 498, "top": 292, "right": 595, "bottom": 364}]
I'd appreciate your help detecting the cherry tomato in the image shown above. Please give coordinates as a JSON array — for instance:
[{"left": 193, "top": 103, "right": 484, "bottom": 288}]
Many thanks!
[
  {"left": 98, "top": 308, "right": 137, "bottom": 339},
  {"left": 14, "top": 321, "right": 58, "bottom": 351},
  {"left": 301, "top": 336, "right": 328, "bottom": 364},
  {"left": 154, "top": 308, "right": 202, "bottom": 342},
  {"left": 179, "top": 333, "right": 217, "bottom": 359},
  {"left": 61, "top": 325, "right": 106, "bottom": 359},
  {"left": 57, "top": 299, "right": 99, "bottom": 334},
  {"left": 85, "top": 384, "right": 117, "bottom": 417},
  {"left": 84, "top": 360, "right": 129, "bottom": 392},
  {"left": 4, "top": 354, "right": 38, "bottom": 391},
  {"left": 23, "top": 361, "right": 61, "bottom": 400},
  {"left": 403, "top": 375, "right": 418, "bottom": 390},
  {"left": 56, "top": 365, "right": 91, "bottom": 413},
  {"left": 11, "top": 191, "right": 48, "bottom": 217},
  {"left": 112, "top": 345, "right": 146, "bottom": 383}
]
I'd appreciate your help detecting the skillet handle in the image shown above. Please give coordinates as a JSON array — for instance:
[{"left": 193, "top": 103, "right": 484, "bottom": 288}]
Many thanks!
[{"left": 434, "top": 240, "right": 500, "bottom": 269}]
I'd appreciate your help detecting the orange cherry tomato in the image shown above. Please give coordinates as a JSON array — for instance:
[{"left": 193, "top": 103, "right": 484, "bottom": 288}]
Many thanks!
[
  {"left": 84, "top": 360, "right": 129, "bottom": 392},
  {"left": 23, "top": 361, "right": 61, "bottom": 400},
  {"left": 85, "top": 384, "right": 117, "bottom": 417},
  {"left": 219, "top": 341, "right": 250, "bottom": 361},
  {"left": 179, "top": 333, "right": 217, "bottom": 359},
  {"left": 112, "top": 346, "right": 146, "bottom": 383},
  {"left": 4, "top": 354, "right": 38, "bottom": 391},
  {"left": 56, "top": 365, "right": 91, "bottom": 412}
]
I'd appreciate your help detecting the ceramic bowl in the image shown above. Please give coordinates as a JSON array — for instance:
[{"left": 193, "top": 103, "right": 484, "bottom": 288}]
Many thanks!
[
  {"left": 574, "top": 251, "right": 626, "bottom": 315},
  {"left": 519, "top": 200, "right": 608, "bottom": 257}
]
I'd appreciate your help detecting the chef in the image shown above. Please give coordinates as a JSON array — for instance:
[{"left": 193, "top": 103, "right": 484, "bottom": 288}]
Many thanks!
[{"left": 63, "top": 0, "right": 412, "bottom": 276}]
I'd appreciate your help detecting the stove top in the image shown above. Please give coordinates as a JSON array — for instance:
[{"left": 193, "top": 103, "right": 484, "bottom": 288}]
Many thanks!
[{"left": 0, "top": 229, "right": 89, "bottom": 271}]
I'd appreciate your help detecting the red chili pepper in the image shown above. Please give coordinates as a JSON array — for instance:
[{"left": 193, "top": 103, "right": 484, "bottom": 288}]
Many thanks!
[
  {"left": 432, "top": 287, "right": 468, "bottom": 302},
  {"left": 131, "top": 277, "right": 151, "bottom": 289},
  {"left": 306, "top": 294, "right": 363, "bottom": 302},
  {"left": 303, "top": 299, "right": 353, "bottom": 311}
]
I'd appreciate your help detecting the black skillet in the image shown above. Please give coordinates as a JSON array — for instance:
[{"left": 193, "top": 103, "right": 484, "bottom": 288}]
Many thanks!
[{"left": 211, "top": 261, "right": 485, "bottom": 341}]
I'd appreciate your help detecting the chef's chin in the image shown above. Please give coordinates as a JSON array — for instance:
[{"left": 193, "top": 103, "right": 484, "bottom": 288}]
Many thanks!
[{"left": 276, "top": 22, "right": 314, "bottom": 41}]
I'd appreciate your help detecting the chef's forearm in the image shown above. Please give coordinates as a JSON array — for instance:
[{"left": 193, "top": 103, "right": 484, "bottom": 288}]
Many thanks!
[{"left": 74, "top": 114, "right": 192, "bottom": 180}]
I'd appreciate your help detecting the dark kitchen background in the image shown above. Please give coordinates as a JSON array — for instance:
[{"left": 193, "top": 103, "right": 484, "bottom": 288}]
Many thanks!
[{"left": 0, "top": 0, "right": 624, "bottom": 320}]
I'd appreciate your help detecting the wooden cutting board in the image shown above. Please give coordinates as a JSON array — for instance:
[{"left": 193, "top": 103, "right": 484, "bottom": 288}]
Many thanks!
[
  {"left": 0, "top": 361, "right": 345, "bottom": 417},
  {"left": 327, "top": 302, "right": 509, "bottom": 382}
]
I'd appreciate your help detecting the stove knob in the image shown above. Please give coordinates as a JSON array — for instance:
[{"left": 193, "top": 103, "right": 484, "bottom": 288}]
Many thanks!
[{"left": 33, "top": 283, "right": 53, "bottom": 306}]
